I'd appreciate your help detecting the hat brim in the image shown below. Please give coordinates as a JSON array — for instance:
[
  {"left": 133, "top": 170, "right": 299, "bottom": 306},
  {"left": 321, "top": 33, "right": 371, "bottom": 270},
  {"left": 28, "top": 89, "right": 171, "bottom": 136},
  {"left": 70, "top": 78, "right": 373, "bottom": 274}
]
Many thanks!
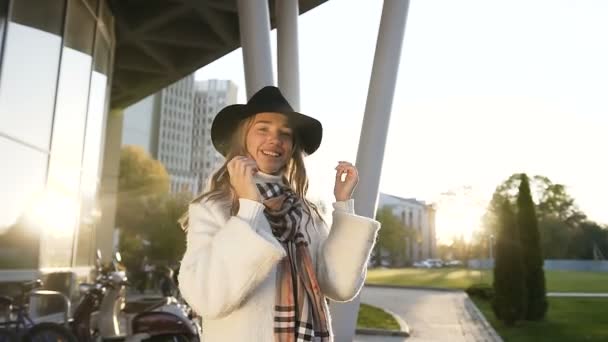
[{"left": 211, "top": 105, "right": 323, "bottom": 157}]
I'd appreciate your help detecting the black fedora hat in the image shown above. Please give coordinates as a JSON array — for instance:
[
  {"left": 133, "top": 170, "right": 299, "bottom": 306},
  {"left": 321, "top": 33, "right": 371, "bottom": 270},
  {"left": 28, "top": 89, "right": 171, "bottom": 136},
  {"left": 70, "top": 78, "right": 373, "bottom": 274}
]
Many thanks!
[{"left": 211, "top": 86, "right": 323, "bottom": 156}]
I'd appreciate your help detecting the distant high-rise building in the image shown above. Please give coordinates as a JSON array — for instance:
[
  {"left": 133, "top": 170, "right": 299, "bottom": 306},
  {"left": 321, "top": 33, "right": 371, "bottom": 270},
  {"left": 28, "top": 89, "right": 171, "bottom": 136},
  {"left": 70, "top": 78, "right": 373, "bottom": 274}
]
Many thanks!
[
  {"left": 122, "top": 76, "right": 237, "bottom": 195},
  {"left": 192, "top": 80, "right": 237, "bottom": 194}
]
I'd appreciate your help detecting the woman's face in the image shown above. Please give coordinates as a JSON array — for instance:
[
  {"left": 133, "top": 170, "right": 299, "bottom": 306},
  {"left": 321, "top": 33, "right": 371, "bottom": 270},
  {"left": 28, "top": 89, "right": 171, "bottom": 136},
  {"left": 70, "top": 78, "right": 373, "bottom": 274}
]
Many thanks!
[{"left": 246, "top": 112, "right": 294, "bottom": 175}]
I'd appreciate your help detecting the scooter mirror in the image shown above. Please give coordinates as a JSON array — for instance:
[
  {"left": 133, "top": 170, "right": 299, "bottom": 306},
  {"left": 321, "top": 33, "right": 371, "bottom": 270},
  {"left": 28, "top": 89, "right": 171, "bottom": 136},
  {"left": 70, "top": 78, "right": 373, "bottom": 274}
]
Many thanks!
[
  {"left": 115, "top": 252, "right": 122, "bottom": 263},
  {"left": 95, "top": 249, "right": 102, "bottom": 269}
]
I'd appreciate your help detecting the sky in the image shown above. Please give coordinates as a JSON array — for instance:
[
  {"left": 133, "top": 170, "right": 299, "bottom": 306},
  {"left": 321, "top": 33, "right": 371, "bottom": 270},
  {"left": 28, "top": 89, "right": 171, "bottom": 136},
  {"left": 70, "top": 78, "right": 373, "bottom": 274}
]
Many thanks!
[{"left": 195, "top": 0, "right": 608, "bottom": 243}]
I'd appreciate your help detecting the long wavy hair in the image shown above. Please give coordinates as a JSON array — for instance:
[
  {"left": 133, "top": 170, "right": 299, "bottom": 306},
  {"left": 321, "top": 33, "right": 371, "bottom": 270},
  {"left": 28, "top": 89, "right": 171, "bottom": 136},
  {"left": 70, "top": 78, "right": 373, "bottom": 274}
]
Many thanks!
[{"left": 179, "top": 114, "right": 323, "bottom": 231}]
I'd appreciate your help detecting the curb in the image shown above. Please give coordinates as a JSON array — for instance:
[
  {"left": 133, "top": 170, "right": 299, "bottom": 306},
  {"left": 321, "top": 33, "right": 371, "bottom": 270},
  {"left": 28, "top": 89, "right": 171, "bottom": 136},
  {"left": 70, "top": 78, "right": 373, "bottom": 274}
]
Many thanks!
[
  {"left": 365, "top": 283, "right": 462, "bottom": 293},
  {"left": 356, "top": 304, "right": 411, "bottom": 338},
  {"left": 464, "top": 294, "right": 503, "bottom": 342},
  {"left": 355, "top": 328, "right": 409, "bottom": 337}
]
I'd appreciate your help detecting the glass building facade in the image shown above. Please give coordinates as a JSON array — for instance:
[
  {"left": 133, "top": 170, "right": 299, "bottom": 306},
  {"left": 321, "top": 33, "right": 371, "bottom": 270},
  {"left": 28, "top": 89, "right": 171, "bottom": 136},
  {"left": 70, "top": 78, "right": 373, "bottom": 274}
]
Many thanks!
[{"left": 0, "top": 0, "right": 115, "bottom": 276}]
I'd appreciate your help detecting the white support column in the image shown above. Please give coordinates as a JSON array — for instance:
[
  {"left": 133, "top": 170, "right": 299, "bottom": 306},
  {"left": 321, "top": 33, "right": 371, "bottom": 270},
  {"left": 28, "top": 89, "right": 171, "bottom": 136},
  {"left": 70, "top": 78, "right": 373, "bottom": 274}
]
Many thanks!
[
  {"left": 276, "top": 0, "right": 300, "bottom": 110},
  {"left": 330, "top": 1, "right": 411, "bottom": 340},
  {"left": 97, "top": 109, "right": 123, "bottom": 263},
  {"left": 237, "top": 0, "right": 274, "bottom": 99}
]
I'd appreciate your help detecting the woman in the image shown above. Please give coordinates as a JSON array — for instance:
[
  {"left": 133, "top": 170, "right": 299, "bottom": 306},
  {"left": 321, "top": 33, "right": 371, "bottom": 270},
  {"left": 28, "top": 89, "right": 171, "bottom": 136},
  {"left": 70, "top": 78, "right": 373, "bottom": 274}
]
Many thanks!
[{"left": 178, "top": 86, "right": 380, "bottom": 341}]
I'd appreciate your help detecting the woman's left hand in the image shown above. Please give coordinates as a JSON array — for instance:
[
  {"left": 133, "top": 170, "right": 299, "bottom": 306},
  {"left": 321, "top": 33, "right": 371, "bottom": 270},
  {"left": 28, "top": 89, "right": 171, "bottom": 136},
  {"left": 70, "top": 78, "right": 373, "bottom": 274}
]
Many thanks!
[{"left": 334, "top": 161, "right": 359, "bottom": 202}]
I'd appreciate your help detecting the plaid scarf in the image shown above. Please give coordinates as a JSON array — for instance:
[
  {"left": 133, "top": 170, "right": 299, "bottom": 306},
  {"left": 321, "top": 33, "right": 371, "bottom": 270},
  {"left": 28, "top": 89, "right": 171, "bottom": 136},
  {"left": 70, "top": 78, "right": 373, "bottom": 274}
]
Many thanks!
[{"left": 256, "top": 182, "right": 331, "bottom": 342}]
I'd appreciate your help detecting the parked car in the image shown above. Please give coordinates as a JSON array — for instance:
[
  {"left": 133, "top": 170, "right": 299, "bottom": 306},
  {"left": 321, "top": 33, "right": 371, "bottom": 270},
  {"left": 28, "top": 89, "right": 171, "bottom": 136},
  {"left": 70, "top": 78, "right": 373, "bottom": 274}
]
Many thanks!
[
  {"left": 444, "top": 260, "right": 464, "bottom": 267},
  {"left": 413, "top": 259, "right": 444, "bottom": 268}
]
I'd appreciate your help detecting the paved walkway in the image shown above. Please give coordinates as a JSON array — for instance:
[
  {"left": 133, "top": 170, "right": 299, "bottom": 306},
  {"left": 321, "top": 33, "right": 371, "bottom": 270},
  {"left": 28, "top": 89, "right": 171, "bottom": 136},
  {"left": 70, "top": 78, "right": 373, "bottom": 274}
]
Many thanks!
[
  {"left": 358, "top": 287, "right": 502, "bottom": 342},
  {"left": 548, "top": 292, "right": 608, "bottom": 297}
]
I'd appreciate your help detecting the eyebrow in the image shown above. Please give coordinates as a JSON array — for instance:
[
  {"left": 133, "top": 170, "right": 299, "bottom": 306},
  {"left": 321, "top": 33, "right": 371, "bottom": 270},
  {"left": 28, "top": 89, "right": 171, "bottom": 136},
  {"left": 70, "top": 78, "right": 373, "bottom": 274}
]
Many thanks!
[{"left": 254, "top": 120, "right": 291, "bottom": 129}]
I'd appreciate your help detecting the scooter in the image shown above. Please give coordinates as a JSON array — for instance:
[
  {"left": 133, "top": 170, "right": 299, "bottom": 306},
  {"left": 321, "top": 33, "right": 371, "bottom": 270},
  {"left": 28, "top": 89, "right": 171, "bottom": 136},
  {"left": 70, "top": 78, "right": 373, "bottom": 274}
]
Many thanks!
[{"left": 72, "top": 251, "right": 200, "bottom": 341}]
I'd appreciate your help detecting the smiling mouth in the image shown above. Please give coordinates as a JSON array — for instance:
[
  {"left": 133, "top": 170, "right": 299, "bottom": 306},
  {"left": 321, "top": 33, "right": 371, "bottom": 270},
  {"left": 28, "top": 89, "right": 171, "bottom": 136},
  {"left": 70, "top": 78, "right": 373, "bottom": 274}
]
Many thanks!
[{"left": 262, "top": 150, "right": 282, "bottom": 158}]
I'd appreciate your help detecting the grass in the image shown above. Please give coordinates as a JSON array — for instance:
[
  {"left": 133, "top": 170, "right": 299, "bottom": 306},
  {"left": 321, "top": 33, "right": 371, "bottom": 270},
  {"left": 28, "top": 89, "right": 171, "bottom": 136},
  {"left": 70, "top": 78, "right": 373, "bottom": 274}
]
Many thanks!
[
  {"left": 366, "top": 268, "right": 608, "bottom": 292},
  {"left": 472, "top": 297, "right": 608, "bottom": 341},
  {"left": 356, "top": 303, "right": 401, "bottom": 331}
]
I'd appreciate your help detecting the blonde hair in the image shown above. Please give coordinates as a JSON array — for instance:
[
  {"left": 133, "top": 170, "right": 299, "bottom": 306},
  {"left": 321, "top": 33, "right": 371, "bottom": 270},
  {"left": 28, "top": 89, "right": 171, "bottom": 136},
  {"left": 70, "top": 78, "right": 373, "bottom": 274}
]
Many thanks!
[{"left": 179, "top": 114, "right": 323, "bottom": 231}]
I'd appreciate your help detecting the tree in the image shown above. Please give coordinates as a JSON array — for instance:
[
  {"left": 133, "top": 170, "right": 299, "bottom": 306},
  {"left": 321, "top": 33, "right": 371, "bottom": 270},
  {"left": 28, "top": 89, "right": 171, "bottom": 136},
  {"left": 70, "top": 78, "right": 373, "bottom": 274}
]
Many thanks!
[
  {"left": 538, "top": 218, "right": 573, "bottom": 259},
  {"left": 375, "top": 207, "right": 411, "bottom": 267},
  {"left": 145, "top": 192, "right": 190, "bottom": 264},
  {"left": 517, "top": 174, "right": 548, "bottom": 320},
  {"left": 116, "top": 145, "right": 170, "bottom": 235},
  {"left": 492, "top": 199, "right": 527, "bottom": 326},
  {"left": 568, "top": 222, "right": 608, "bottom": 260},
  {"left": 115, "top": 146, "right": 190, "bottom": 276},
  {"left": 451, "top": 234, "right": 470, "bottom": 263},
  {"left": 482, "top": 173, "right": 588, "bottom": 260}
]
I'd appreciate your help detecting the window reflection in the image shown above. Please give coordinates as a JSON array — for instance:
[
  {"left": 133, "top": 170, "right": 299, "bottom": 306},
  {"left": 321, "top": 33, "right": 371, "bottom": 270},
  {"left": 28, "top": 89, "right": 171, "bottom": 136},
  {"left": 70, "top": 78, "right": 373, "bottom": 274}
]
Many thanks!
[
  {"left": 75, "top": 21, "right": 113, "bottom": 266},
  {"left": 0, "top": 23, "right": 61, "bottom": 150},
  {"left": 64, "top": 0, "right": 95, "bottom": 55},
  {"left": 11, "top": 0, "right": 65, "bottom": 35},
  {"left": 0, "top": 0, "right": 115, "bottom": 270},
  {"left": 43, "top": 47, "right": 93, "bottom": 268},
  {"left": 0, "top": 0, "right": 8, "bottom": 60},
  {"left": 76, "top": 70, "right": 108, "bottom": 266},
  {"left": 0, "top": 136, "right": 47, "bottom": 269}
]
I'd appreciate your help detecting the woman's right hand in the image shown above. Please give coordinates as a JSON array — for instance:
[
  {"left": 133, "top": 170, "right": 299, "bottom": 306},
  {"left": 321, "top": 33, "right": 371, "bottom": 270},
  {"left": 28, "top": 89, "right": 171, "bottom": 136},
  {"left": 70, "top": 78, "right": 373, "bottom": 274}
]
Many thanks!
[{"left": 227, "top": 156, "right": 260, "bottom": 202}]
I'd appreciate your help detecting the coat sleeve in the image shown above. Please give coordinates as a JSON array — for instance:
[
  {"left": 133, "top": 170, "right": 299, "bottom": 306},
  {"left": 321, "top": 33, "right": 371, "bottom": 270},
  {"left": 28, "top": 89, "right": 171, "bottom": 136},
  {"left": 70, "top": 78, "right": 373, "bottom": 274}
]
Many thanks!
[
  {"left": 178, "top": 198, "right": 286, "bottom": 319},
  {"left": 316, "top": 199, "right": 380, "bottom": 302}
]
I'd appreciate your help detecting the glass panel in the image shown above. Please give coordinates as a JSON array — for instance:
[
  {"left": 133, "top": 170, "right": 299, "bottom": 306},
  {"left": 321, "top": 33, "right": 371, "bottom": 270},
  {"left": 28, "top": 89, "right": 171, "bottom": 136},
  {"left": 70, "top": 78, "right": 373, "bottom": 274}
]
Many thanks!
[
  {"left": 11, "top": 0, "right": 65, "bottom": 35},
  {"left": 75, "top": 70, "right": 108, "bottom": 266},
  {"left": 73, "top": 207, "right": 95, "bottom": 266},
  {"left": 42, "top": 46, "right": 93, "bottom": 268},
  {"left": 64, "top": 0, "right": 95, "bottom": 55},
  {"left": 40, "top": 0, "right": 96, "bottom": 267},
  {"left": 93, "top": 28, "right": 110, "bottom": 74},
  {"left": 0, "top": 136, "right": 47, "bottom": 269},
  {"left": 80, "top": 71, "right": 108, "bottom": 203},
  {"left": 0, "top": 23, "right": 61, "bottom": 150},
  {"left": 100, "top": 0, "right": 113, "bottom": 40},
  {"left": 0, "top": 0, "right": 8, "bottom": 60}
]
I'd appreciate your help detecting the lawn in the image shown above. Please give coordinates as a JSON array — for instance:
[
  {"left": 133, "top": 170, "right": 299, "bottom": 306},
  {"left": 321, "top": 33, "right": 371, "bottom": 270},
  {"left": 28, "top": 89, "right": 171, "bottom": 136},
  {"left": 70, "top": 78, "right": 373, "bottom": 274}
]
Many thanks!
[
  {"left": 356, "top": 303, "right": 400, "bottom": 331},
  {"left": 472, "top": 297, "right": 608, "bottom": 341},
  {"left": 366, "top": 268, "right": 608, "bottom": 292}
]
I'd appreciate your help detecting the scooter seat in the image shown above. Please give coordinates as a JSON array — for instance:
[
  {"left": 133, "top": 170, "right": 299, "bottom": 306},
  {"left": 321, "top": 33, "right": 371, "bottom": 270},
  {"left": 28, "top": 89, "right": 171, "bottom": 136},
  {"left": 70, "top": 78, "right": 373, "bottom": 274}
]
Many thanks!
[
  {"left": 21, "top": 279, "right": 43, "bottom": 293},
  {"left": 123, "top": 298, "right": 169, "bottom": 314}
]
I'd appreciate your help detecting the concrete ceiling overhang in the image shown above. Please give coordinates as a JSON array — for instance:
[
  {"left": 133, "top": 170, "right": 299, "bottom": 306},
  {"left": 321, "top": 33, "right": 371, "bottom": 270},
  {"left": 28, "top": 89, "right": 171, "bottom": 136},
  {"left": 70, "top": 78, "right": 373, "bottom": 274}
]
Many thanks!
[{"left": 108, "top": 0, "right": 327, "bottom": 109}]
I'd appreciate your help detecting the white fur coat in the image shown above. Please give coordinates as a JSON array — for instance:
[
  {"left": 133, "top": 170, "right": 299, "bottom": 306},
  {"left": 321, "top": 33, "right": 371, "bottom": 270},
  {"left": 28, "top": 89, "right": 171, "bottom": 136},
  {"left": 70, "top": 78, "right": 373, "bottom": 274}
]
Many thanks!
[{"left": 178, "top": 173, "right": 380, "bottom": 341}]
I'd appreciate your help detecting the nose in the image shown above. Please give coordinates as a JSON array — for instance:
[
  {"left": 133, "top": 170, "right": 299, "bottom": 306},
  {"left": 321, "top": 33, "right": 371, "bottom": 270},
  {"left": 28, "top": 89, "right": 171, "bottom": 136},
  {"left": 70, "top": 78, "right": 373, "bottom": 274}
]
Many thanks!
[{"left": 267, "top": 130, "right": 280, "bottom": 144}]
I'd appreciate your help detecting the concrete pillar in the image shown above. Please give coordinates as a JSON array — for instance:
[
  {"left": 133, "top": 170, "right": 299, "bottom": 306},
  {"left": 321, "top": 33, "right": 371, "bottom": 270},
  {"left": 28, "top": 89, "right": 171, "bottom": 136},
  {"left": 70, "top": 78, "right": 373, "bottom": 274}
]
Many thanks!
[
  {"left": 330, "top": 1, "right": 411, "bottom": 340},
  {"left": 97, "top": 109, "right": 123, "bottom": 263},
  {"left": 237, "top": 0, "right": 274, "bottom": 98},
  {"left": 276, "top": 0, "right": 300, "bottom": 110}
]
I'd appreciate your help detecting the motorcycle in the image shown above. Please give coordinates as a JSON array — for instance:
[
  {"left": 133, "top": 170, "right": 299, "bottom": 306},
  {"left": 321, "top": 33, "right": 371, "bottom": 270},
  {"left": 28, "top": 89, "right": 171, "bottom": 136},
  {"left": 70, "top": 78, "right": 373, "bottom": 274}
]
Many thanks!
[{"left": 72, "top": 251, "right": 200, "bottom": 342}]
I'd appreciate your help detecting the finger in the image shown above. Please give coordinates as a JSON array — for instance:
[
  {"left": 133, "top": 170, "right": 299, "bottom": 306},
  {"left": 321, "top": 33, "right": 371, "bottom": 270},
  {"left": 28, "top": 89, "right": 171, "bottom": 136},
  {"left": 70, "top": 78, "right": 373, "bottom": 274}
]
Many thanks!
[
  {"left": 243, "top": 159, "right": 258, "bottom": 168},
  {"left": 236, "top": 159, "right": 248, "bottom": 176},
  {"left": 242, "top": 162, "right": 258, "bottom": 175},
  {"left": 335, "top": 169, "right": 347, "bottom": 182},
  {"left": 227, "top": 159, "right": 237, "bottom": 175},
  {"left": 229, "top": 156, "right": 243, "bottom": 172},
  {"left": 244, "top": 164, "right": 258, "bottom": 175},
  {"left": 341, "top": 165, "right": 356, "bottom": 174}
]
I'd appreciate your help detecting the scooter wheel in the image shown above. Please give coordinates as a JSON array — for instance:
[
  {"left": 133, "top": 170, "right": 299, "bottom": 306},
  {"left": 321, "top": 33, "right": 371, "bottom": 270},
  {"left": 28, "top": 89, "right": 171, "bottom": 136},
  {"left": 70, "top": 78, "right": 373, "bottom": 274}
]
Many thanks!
[{"left": 0, "top": 328, "right": 18, "bottom": 342}]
